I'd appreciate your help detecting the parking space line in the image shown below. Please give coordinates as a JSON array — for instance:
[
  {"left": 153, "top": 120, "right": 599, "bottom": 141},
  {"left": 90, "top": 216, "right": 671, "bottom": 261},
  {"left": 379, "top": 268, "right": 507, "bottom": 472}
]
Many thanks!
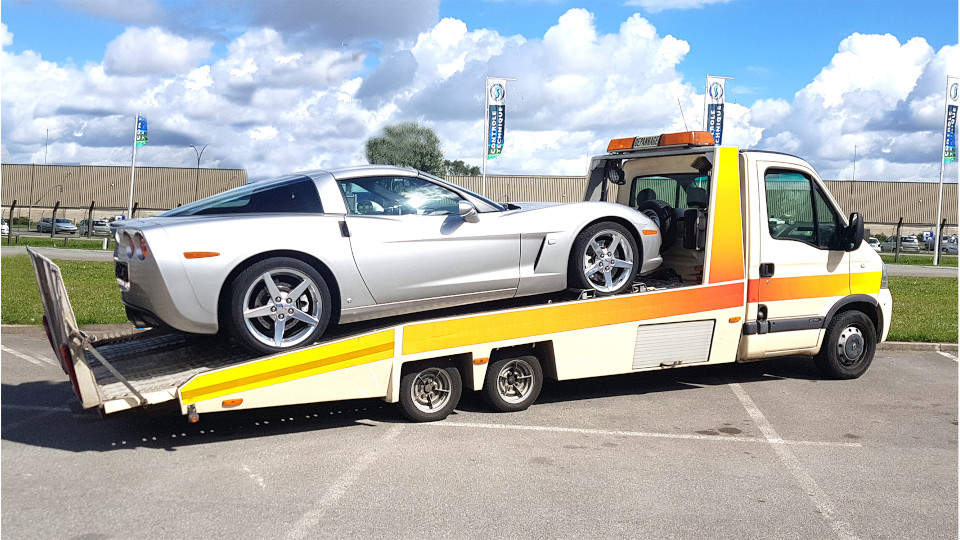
[
  {"left": 427, "top": 420, "right": 862, "bottom": 448},
  {"left": 1, "top": 345, "right": 59, "bottom": 368},
  {"left": 285, "top": 424, "right": 405, "bottom": 540},
  {"left": 936, "top": 351, "right": 957, "bottom": 361},
  {"left": 728, "top": 382, "right": 859, "bottom": 540}
]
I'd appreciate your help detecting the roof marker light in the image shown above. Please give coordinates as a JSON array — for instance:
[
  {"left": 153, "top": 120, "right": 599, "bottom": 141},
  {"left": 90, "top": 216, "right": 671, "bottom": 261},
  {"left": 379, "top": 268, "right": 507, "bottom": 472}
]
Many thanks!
[{"left": 607, "top": 131, "right": 716, "bottom": 152}]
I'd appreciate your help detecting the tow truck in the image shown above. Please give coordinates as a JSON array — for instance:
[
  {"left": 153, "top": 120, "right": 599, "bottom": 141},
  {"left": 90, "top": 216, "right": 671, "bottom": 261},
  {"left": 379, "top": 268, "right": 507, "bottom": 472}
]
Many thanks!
[{"left": 30, "top": 131, "right": 892, "bottom": 423}]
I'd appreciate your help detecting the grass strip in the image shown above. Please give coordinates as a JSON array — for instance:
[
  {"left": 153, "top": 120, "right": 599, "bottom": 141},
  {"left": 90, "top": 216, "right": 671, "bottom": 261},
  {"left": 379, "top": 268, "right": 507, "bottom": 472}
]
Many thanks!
[
  {"left": 1, "top": 256, "right": 957, "bottom": 343},
  {"left": 4, "top": 235, "right": 113, "bottom": 251},
  {"left": 880, "top": 253, "right": 958, "bottom": 267}
]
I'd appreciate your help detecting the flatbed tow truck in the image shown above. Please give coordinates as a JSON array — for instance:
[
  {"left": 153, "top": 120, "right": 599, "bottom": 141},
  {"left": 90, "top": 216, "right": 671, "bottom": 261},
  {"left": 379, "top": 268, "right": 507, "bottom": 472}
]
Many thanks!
[{"left": 30, "top": 131, "right": 892, "bottom": 423}]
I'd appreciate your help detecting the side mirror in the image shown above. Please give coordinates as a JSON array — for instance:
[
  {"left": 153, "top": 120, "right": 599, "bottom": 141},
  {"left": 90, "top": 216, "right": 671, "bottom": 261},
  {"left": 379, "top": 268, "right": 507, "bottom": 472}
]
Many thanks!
[
  {"left": 842, "top": 212, "right": 864, "bottom": 252},
  {"left": 459, "top": 200, "right": 480, "bottom": 223}
]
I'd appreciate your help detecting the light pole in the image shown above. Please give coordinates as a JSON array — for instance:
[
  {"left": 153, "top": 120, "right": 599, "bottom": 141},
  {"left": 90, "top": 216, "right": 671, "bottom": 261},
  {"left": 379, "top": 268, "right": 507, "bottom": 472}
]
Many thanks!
[{"left": 191, "top": 144, "right": 208, "bottom": 202}]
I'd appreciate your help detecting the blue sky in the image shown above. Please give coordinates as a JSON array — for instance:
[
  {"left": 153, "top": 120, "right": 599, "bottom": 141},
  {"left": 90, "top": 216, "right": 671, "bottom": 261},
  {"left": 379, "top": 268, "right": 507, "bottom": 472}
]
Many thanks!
[{"left": 1, "top": 0, "right": 957, "bottom": 181}]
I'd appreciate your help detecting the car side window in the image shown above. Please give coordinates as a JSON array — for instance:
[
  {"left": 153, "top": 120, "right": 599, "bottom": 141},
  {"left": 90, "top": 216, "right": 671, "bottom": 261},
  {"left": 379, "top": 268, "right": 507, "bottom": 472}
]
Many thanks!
[
  {"left": 339, "top": 177, "right": 463, "bottom": 216},
  {"left": 765, "top": 169, "right": 842, "bottom": 250},
  {"left": 184, "top": 177, "right": 323, "bottom": 216}
]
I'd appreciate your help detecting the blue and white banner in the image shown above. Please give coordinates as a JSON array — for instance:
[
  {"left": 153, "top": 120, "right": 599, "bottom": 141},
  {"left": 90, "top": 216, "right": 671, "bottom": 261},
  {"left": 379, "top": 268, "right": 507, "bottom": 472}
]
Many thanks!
[
  {"left": 704, "top": 76, "right": 727, "bottom": 145},
  {"left": 487, "top": 78, "right": 507, "bottom": 159},
  {"left": 135, "top": 114, "right": 148, "bottom": 147},
  {"left": 943, "top": 76, "right": 958, "bottom": 164}
]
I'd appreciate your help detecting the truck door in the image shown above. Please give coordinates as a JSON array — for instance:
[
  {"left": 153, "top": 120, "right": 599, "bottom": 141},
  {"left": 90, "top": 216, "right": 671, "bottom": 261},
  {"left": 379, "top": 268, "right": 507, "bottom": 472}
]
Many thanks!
[{"left": 750, "top": 159, "right": 850, "bottom": 355}]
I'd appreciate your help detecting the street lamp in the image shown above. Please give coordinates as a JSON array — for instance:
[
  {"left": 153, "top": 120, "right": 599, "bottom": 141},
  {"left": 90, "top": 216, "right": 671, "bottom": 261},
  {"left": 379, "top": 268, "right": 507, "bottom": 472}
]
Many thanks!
[{"left": 191, "top": 144, "right": 208, "bottom": 202}]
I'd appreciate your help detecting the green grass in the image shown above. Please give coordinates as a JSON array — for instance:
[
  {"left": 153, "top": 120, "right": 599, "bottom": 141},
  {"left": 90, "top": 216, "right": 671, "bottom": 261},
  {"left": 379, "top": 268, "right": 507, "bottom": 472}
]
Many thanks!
[
  {"left": 1, "top": 256, "right": 126, "bottom": 326},
  {"left": 4, "top": 235, "right": 113, "bottom": 251},
  {"left": 887, "top": 276, "right": 958, "bottom": 343},
  {"left": 2, "top": 256, "right": 957, "bottom": 343},
  {"left": 880, "top": 253, "right": 958, "bottom": 267}
]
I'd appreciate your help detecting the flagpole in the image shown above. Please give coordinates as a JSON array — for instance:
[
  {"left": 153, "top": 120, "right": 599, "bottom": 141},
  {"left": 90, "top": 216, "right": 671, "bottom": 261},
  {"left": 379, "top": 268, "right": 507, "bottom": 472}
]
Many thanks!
[
  {"left": 127, "top": 112, "right": 139, "bottom": 218},
  {"left": 933, "top": 77, "right": 951, "bottom": 266}
]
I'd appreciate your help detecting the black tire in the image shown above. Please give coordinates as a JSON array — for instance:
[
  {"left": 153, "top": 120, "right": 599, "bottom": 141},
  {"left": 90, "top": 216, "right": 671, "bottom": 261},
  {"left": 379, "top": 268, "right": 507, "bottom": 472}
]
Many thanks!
[
  {"left": 482, "top": 355, "right": 543, "bottom": 413},
  {"left": 398, "top": 363, "right": 462, "bottom": 422},
  {"left": 814, "top": 310, "right": 877, "bottom": 379},
  {"left": 567, "top": 221, "right": 639, "bottom": 295},
  {"left": 637, "top": 199, "right": 676, "bottom": 251},
  {"left": 36, "top": 225, "right": 41, "bottom": 233},
  {"left": 227, "top": 257, "right": 331, "bottom": 355}
]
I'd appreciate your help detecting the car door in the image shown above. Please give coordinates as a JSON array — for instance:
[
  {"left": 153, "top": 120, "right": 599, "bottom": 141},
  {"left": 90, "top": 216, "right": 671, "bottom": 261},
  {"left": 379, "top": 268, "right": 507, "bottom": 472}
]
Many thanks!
[
  {"left": 753, "top": 160, "right": 851, "bottom": 354},
  {"left": 339, "top": 175, "right": 521, "bottom": 305}
]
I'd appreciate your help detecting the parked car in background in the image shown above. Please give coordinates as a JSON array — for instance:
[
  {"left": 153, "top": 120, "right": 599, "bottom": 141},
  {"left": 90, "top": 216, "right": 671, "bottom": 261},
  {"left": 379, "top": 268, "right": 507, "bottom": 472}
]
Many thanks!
[
  {"left": 867, "top": 237, "right": 881, "bottom": 252},
  {"left": 36, "top": 217, "right": 78, "bottom": 234},
  {"left": 0, "top": 218, "right": 8, "bottom": 235},
  {"left": 881, "top": 235, "right": 920, "bottom": 252},
  {"left": 78, "top": 219, "right": 111, "bottom": 236},
  {"left": 941, "top": 238, "right": 959, "bottom": 255},
  {"left": 112, "top": 165, "right": 664, "bottom": 355}
]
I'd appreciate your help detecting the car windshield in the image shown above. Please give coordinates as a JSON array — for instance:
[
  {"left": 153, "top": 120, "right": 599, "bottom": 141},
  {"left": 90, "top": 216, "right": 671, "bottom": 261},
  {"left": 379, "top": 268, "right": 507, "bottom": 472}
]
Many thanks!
[{"left": 56, "top": 219, "right": 72, "bottom": 223}]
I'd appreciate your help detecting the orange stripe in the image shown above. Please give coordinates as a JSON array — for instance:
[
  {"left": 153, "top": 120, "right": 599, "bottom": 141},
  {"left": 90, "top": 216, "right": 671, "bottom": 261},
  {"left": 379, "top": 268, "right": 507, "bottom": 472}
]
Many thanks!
[
  {"left": 707, "top": 147, "right": 745, "bottom": 284},
  {"left": 755, "top": 274, "right": 850, "bottom": 302},
  {"left": 402, "top": 282, "right": 744, "bottom": 355}
]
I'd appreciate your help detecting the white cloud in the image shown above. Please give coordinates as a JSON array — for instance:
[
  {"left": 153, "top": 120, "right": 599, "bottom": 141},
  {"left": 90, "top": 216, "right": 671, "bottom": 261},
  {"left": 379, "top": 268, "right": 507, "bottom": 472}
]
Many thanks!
[
  {"left": 1, "top": 8, "right": 955, "bottom": 186},
  {"left": 104, "top": 27, "right": 212, "bottom": 76},
  {"left": 624, "top": 0, "right": 734, "bottom": 14}
]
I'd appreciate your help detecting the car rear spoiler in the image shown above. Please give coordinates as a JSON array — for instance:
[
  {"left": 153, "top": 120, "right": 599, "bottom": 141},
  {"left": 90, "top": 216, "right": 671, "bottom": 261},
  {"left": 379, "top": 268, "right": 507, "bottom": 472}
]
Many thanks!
[{"left": 28, "top": 248, "right": 146, "bottom": 409}]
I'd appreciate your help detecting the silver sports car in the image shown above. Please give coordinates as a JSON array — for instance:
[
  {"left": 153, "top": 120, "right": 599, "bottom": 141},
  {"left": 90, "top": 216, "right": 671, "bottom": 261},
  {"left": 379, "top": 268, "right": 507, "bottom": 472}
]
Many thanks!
[{"left": 113, "top": 166, "right": 662, "bottom": 354}]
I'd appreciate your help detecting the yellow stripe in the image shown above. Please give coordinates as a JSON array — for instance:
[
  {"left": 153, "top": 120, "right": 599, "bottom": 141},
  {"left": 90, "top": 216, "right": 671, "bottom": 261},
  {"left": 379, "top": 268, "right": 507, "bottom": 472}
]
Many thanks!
[
  {"left": 180, "top": 330, "right": 395, "bottom": 405},
  {"left": 850, "top": 271, "right": 881, "bottom": 294}
]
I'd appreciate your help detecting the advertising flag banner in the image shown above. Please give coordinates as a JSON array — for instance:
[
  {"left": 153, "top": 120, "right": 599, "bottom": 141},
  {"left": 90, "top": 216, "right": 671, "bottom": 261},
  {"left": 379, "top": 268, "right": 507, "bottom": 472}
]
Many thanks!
[
  {"left": 704, "top": 76, "right": 727, "bottom": 145},
  {"left": 136, "top": 115, "right": 148, "bottom": 147},
  {"left": 944, "top": 77, "right": 958, "bottom": 164},
  {"left": 487, "top": 78, "right": 507, "bottom": 158}
]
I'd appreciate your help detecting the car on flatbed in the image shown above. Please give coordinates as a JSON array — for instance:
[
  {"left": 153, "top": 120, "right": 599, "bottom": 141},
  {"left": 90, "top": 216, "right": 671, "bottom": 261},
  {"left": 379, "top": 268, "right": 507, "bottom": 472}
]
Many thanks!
[{"left": 111, "top": 165, "right": 663, "bottom": 355}]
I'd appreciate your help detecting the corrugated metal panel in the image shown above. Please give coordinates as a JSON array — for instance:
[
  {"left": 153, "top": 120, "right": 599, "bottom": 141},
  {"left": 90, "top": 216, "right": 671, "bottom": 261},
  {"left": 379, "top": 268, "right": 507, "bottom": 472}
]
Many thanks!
[
  {"left": 824, "top": 180, "right": 958, "bottom": 225},
  {"left": 1, "top": 164, "right": 246, "bottom": 214}
]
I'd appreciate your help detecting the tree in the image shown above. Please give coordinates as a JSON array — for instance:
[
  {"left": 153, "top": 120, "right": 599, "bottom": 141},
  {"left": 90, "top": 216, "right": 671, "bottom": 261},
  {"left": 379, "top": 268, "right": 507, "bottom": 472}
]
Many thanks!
[
  {"left": 365, "top": 122, "right": 445, "bottom": 176},
  {"left": 443, "top": 159, "right": 481, "bottom": 176}
]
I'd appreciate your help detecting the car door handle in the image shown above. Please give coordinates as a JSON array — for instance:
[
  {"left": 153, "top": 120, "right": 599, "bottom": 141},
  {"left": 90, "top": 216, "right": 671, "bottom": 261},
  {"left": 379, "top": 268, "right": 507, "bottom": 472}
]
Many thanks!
[{"left": 759, "top": 263, "right": 775, "bottom": 278}]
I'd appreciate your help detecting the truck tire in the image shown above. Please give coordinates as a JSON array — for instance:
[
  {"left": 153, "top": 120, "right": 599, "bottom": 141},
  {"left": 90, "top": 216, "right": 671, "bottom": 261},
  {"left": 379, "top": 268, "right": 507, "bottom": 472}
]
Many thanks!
[
  {"left": 227, "top": 257, "right": 331, "bottom": 355},
  {"left": 814, "top": 310, "right": 876, "bottom": 379},
  {"left": 398, "top": 363, "right": 462, "bottom": 422},
  {"left": 482, "top": 355, "right": 543, "bottom": 413}
]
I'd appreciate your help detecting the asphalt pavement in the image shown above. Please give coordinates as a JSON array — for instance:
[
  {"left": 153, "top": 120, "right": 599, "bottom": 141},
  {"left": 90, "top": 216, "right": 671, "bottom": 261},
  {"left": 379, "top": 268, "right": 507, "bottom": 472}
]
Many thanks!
[{"left": 1, "top": 324, "right": 956, "bottom": 539}]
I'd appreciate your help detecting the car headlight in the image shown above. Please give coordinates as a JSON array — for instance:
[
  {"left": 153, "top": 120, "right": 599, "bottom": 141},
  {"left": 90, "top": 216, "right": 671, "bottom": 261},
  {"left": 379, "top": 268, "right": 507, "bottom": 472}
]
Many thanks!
[{"left": 880, "top": 263, "right": 889, "bottom": 289}]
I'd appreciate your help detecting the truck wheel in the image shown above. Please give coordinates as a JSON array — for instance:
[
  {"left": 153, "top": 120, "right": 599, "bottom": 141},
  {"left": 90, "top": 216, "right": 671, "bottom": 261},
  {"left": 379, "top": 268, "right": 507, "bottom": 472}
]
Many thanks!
[
  {"left": 399, "top": 364, "right": 462, "bottom": 422},
  {"left": 228, "top": 257, "right": 331, "bottom": 355},
  {"left": 568, "top": 221, "right": 639, "bottom": 295},
  {"left": 482, "top": 355, "right": 543, "bottom": 413},
  {"left": 814, "top": 311, "right": 876, "bottom": 379}
]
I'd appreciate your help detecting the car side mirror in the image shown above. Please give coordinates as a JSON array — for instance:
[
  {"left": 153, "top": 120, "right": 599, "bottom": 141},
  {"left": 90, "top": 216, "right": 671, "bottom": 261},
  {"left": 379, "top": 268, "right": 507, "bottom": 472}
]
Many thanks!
[
  {"left": 841, "top": 212, "right": 864, "bottom": 252},
  {"left": 459, "top": 200, "right": 480, "bottom": 223}
]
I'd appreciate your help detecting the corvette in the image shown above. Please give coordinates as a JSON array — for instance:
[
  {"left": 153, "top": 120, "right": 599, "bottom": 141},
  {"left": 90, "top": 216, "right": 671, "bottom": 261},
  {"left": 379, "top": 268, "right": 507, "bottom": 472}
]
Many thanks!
[{"left": 113, "top": 165, "right": 662, "bottom": 354}]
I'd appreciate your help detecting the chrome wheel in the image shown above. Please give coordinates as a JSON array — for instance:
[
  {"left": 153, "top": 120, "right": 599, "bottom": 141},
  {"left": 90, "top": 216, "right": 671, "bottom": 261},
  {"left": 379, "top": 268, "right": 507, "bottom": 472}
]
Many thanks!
[
  {"left": 495, "top": 359, "right": 536, "bottom": 404},
  {"left": 835, "top": 325, "right": 865, "bottom": 366},
  {"left": 409, "top": 367, "right": 454, "bottom": 414},
  {"left": 242, "top": 267, "right": 322, "bottom": 349},
  {"left": 580, "top": 228, "right": 635, "bottom": 293}
]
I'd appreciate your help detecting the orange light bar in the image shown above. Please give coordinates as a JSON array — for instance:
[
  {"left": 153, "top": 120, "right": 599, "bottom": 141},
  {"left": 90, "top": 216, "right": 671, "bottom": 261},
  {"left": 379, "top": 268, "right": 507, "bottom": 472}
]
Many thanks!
[
  {"left": 659, "top": 131, "right": 715, "bottom": 146},
  {"left": 222, "top": 398, "right": 243, "bottom": 407},
  {"left": 184, "top": 251, "right": 220, "bottom": 259},
  {"left": 607, "top": 131, "right": 716, "bottom": 152},
  {"left": 607, "top": 137, "right": 636, "bottom": 152}
]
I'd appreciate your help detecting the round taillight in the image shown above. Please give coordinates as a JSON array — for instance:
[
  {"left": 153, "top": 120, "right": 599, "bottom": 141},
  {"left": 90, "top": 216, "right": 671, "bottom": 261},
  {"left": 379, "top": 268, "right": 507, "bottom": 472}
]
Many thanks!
[
  {"left": 135, "top": 233, "right": 148, "bottom": 260},
  {"left": 122, "top": 232, "right": 134, "bottom": 258}
]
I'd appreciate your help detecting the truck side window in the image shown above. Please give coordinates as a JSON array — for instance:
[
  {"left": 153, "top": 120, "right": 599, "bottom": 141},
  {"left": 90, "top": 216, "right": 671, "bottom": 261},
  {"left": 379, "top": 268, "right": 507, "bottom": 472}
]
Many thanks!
[{"left": 765, "top": 169, "right": 841, "bottom": 250}]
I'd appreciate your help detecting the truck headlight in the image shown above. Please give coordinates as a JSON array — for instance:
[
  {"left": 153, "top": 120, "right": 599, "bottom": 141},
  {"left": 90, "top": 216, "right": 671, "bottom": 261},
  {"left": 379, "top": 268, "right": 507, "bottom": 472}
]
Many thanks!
[{"left": 880, "top": 263, "right": 889, "bottom": 289}]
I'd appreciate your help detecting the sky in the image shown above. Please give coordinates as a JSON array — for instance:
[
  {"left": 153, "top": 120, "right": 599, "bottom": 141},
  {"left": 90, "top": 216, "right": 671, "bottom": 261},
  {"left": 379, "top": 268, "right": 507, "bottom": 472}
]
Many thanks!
[{"left": 1, "top": 0, "right": 958, "bottom": 182}]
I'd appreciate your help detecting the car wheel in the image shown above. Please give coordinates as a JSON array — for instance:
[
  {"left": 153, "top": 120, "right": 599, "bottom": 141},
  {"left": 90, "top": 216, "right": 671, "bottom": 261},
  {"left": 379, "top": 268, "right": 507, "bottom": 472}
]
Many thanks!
[
  {"left": 568, "top": 221, "right": 639, "bottom": 295},
  {"left": 36, "top": 225, "right": 41, "bottom": 232},
  {"left": 814, "top": 310, "right": 876, "bottom": 380},
  {"left": 637, "top": 199, "right": 676, "bottom": 250},
  {"left": 228, "top": 257, "right": 331, "bottom": 355},
  {"left": 398, "top": 363, "right": 462, "bottom": 422},
  {"left": 482, "top": 355, "right": 543, "bottom": 413}
]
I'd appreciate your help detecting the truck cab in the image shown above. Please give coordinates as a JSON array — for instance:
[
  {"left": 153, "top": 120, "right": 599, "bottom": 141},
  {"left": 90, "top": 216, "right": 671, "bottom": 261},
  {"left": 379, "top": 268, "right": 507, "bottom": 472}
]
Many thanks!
[{"left": 585, "top": 131, "right": 891, "bottom": 375}]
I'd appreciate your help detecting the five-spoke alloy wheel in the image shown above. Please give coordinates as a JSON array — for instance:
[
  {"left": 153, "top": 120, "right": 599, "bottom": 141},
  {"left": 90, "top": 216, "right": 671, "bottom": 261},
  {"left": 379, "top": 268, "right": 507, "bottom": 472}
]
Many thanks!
[
  {"left": 228, "top": 257, "right": 331, "bottom": 355},
  {"left": 568, "top": 221, "right": 639, "bottom": 295}
]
